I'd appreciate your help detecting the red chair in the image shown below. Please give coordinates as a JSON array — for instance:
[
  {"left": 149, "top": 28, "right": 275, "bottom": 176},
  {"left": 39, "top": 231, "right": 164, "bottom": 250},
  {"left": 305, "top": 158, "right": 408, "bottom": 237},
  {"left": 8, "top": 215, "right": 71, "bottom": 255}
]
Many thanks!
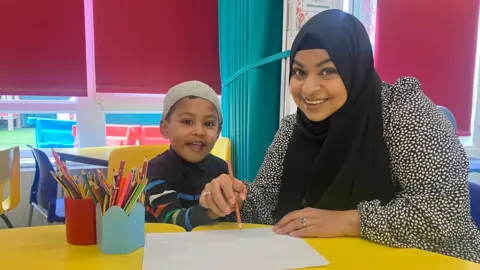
[
  {"left": 72, "top": 125, "right": 142, "bottom": 146},
  {"left": 72, "top": 125, "right": 78, "bottom": 147},
  {"left": 105, "top": 125, "right": 141, "bottom": 146},
  {"left": 139, "top": 126, "right": 170, "bottom": 145}
]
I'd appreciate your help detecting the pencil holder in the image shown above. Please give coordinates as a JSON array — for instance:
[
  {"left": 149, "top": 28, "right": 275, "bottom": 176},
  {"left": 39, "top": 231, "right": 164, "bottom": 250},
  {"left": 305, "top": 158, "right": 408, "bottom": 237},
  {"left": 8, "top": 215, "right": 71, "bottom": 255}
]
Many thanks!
[
  {"left": 95, "top": 203, "right": 145, "bottom": 254},
  {"left": 64, "top": 198, "right": 97, "bottom": 245}
]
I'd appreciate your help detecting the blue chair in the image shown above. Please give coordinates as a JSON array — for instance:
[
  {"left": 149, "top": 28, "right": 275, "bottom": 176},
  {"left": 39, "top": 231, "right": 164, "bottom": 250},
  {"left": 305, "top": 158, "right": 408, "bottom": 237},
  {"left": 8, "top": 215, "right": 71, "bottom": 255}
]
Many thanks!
[
  {"left": 469, "top": 181, "right": 480, "bottom": 227},
  {"left": 27, "top": 145, "right": 65, "bottom": 225},
  {"left": 437, "top": 105, "right": 457, "bottom": 133},
  {"left": 436, "top": 106, "right": 480, "bottom": 172},
  {"left": 469, "top": 159, "right": 480, "bottom": 173},
  {"left": 437, "top": 106, "right": 480, "bottom": 227}
]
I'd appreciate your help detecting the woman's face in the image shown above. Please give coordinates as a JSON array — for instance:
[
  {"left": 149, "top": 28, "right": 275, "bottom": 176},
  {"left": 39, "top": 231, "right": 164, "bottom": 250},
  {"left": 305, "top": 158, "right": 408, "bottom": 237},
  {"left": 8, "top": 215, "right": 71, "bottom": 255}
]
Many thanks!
[{"left": 290, "top": 49, "right": 347, "bottom": 122}]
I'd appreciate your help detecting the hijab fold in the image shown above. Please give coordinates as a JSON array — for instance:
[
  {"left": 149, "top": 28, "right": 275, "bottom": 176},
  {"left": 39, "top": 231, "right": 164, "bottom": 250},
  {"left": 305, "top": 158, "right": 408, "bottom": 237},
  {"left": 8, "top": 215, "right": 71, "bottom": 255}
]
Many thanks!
[{"left": 274, "top": 10, "right": 396, "bottom": 221}]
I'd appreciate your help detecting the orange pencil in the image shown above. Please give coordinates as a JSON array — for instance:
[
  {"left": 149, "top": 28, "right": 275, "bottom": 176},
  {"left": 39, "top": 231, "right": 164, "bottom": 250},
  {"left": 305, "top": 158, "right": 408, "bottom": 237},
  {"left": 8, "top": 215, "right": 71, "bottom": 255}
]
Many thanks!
[
  {"left": 227, "top": 161, "right": 242, "bottom": 230},
  {"left": 102, "top": 193, "right": 108, "bottom": 214}
]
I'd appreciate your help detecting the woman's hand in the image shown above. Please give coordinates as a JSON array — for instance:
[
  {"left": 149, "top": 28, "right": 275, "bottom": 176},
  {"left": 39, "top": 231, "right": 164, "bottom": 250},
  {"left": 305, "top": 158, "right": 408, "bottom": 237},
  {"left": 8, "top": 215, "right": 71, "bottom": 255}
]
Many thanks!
[
  {"left": 200, "top": 174, "right": 247, "bottom": 218},
  {"left": 273, "top": 208, "right": 360, "bottom": 238}
]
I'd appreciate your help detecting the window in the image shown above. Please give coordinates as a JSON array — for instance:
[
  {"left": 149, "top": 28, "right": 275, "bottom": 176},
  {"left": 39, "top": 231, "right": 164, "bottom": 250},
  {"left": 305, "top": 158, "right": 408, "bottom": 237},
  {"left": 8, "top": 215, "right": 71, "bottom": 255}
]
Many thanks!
[
  {"left": 0, "top": 111, "right": 77, "bottom": 150},
  {"left": 104, "top": 113, "right": 162, "bottom": 126},
  {"left": 343, "top": 0, "right": 351, "bottom": 12},
  {"left": 369, "top": 0, "right": 377, "bottom": 50},
  {"left": 101, "top": 112, "right": 164, "bottom": 146},
  {"left": 0, "top": 94, "right": 77, "bottom": 157},
  {"left": 0, "top": 0, "right": 221, "bottom": 163},
  {"left": 375, "top": 0, "right": 478, "bottom": 139},
  {"left": 466, "top": 14, "right": 480, "bottom": 154},
  {"left": 350, "top": 0, "right": 376, "bottom": 48},
  {"left": 3, "top": 0, "right": 480, "bottom": 163},
  {"left": 357, "top": 0, "right": 480, "bottom": 156},
  {"left": 2, "top": 96, "right": 75, "bottom": 102},
  {"left": 0, "top": 112, "right": 35, "bottom": 149}
]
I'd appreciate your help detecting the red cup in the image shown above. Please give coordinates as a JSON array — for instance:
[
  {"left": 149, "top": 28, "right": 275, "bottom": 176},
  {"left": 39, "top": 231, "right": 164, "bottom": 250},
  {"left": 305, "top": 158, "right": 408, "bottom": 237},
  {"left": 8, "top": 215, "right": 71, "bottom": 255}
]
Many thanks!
[{"left": 65, "top": 198, "right": 97, "bottom": 245}]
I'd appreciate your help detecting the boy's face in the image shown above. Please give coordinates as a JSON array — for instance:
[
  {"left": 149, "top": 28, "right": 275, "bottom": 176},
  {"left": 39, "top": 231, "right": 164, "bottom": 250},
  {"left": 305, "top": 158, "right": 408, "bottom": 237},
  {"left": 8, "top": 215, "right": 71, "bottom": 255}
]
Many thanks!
[{"left": 160, "top": 97, "right": 220, "bottom": 163}]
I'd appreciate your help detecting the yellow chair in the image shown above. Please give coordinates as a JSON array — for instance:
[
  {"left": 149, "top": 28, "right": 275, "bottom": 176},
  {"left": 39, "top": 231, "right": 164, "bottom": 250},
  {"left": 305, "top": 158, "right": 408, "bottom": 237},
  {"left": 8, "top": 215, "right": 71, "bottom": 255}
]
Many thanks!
[
  {"left": 211, "top": 137, "right": 231, "bottom": 162},
  {"left": 107, "top": 145, "right": 170, "bottom": 183},
  {"left": 0, "top": 146, "right": 20, "bottom": 228},
  {"left": 107, "top": 137, "right": 231, "bottom": 182}
]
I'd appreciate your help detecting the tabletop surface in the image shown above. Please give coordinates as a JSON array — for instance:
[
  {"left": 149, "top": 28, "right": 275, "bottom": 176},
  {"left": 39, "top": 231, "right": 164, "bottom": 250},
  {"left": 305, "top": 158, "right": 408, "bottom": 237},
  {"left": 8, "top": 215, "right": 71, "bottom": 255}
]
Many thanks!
[
  {"left": 55, "top": 146, "right": 122, "bottom": 161},
  {"left": 0, "top": 223, "right": 478, "bottom": 270}
]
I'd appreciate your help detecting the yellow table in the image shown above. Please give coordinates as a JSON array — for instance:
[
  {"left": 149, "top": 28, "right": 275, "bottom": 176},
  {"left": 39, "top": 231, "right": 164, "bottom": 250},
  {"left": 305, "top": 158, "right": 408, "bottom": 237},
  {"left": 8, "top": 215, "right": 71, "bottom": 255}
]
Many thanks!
[
  {"left": 195, "top": 223, "right": 480, "bottom": 269},
  {"left": 0, "top": 223, "right": 478, "bottom": 269},
  {"left": 55, "top": 146, "right": 123, "bottom": 167}
]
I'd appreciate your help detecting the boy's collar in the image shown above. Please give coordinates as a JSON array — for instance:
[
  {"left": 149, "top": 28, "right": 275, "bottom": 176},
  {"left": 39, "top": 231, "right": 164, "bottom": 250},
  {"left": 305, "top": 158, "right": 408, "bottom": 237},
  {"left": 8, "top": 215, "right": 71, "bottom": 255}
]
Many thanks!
[{"left": 166, "top": 146, "right": 209, "bottom": 172}]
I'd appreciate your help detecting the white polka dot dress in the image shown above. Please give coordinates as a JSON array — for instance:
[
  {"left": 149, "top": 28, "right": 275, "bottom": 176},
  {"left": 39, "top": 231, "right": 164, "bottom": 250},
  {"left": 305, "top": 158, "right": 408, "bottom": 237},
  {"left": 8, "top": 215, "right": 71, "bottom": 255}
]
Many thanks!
[{"left": 228, "top": 77, "right": 480, "bottom": 263}]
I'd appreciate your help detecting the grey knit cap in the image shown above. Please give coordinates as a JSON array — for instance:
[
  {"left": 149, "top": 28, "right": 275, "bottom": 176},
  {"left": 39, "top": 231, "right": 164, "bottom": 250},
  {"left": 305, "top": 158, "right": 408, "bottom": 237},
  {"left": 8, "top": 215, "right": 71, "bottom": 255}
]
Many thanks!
[{"left": 162, "top": 81, "right": 223, "bottom": 125}]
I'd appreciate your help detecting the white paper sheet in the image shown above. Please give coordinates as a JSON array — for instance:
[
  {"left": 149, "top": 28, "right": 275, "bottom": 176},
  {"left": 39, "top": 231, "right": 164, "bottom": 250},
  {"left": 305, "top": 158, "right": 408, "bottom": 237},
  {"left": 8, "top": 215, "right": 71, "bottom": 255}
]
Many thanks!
[{"left": 142, "top": 227, "right": 329, "bottom": 270}]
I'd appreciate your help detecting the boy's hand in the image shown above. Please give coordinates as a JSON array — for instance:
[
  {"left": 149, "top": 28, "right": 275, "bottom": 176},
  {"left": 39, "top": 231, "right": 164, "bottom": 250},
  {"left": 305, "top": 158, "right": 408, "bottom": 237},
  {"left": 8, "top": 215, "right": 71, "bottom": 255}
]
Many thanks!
[{"left": 200, "top": 174, "right": 247, "bottom": 218}]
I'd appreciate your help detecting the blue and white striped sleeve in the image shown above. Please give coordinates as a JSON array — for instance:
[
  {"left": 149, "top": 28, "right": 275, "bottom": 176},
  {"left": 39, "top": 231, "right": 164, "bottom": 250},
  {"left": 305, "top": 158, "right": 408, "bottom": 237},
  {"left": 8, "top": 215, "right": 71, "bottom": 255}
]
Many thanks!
[{"left": 144, "top": 178, "right": 213, "bottom": 231}]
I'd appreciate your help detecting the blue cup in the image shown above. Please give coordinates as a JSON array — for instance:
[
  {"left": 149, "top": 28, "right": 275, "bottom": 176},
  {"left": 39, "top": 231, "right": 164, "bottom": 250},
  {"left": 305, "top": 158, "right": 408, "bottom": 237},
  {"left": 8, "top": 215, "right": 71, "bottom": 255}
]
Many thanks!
[{"left": 95, "top": 203, "right": 145, "bottom": 254}]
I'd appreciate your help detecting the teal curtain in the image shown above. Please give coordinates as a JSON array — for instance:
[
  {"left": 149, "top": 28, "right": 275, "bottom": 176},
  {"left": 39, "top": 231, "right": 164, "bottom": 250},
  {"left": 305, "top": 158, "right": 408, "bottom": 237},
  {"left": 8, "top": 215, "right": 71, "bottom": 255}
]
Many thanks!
[{"left": 219, "top": 0, "right": 284, "bottom": 181}]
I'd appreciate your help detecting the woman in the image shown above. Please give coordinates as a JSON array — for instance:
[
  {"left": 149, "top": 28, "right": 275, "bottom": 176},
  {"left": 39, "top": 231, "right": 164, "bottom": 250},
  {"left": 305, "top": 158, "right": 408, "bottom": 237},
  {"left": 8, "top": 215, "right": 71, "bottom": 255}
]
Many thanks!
[{"left": 200, "top": 10, "right": 480, "bottom": 262}]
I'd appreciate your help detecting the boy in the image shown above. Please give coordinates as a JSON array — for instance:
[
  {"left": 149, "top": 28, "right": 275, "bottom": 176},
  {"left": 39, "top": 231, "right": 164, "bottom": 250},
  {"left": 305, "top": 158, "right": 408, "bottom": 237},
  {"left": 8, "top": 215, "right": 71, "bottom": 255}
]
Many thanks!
[{"left": 144, "top": 81, "right": 228, "bottom": 231}]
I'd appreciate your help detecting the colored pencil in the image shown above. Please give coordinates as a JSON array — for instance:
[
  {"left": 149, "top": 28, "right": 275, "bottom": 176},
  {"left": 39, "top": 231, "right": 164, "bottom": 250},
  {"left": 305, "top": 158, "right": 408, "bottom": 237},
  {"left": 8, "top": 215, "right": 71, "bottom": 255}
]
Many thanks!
[
  {"left": 84, "top": 178, "right": 98, "bottom": 204},
  {"left": 227, "top": 160, "right": 242, "bottom": 230},
  {"left": 102, "top": 194, "right": 108, "bottom": 214},
  {"left": 140, "top": 157, "right": 148, "bottom": 179},
  {"left": 117, "top": 161, "right": 126, "bottom": 181},
  {"left": 50, "top": 171, "right": 73, "bottom": 198},
  {"left": 49, "top": 157, "right": 149, "bottom": 215},
  {"left": 116, "top": 176, "right": 131, "bottom": 207},
  {"left": 124, "top": 179, "right": 147, "bottom": 215}
]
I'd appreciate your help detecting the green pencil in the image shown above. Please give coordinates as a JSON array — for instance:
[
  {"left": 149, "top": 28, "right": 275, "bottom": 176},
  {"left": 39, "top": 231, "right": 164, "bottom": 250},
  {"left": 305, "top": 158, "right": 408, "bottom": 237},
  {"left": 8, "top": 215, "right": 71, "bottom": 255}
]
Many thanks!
[
  {"left": 122, "top": 183, "right": 139, "bottom": 211},
  {"left": 83, "top": 173, "right": 98, "bottom": 204},
  {"left": 124, "top": 181, "right": 147, "bottom": 214}
]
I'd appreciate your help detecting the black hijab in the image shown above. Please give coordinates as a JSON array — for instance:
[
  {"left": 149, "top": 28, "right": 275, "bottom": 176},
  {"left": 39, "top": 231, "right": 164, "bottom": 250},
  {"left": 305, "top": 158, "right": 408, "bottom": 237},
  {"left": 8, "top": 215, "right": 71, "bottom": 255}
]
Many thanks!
[{"left": 274, "top": 10, "right": 396, "bottom": 221}]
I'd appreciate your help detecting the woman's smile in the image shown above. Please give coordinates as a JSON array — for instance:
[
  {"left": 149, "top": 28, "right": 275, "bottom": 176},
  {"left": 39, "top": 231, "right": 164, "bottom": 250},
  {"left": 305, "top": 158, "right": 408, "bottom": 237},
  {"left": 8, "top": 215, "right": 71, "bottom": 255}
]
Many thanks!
[{"left": 302, "top": 97, "right": 330, "bottom": 110}]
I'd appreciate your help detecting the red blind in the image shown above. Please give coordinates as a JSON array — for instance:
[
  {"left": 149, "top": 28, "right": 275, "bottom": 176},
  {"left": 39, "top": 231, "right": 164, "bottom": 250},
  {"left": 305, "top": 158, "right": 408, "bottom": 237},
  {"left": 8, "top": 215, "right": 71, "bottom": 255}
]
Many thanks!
[
  {"left": 375, "top": 0, "right": 479, "bottom": 136},
  {"left": 93, "top": 1, "right": 221, "bottom": 94},
  {"left": 0, "top": 0, "right": 87, "bottom": 97}
]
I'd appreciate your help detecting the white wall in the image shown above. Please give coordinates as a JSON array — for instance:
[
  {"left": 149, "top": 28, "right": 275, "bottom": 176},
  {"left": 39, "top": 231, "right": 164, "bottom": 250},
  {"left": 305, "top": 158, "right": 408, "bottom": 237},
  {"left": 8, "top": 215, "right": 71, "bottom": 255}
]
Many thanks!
[{"left": 0, "top": 170, "right": 49, "bottom": 229}]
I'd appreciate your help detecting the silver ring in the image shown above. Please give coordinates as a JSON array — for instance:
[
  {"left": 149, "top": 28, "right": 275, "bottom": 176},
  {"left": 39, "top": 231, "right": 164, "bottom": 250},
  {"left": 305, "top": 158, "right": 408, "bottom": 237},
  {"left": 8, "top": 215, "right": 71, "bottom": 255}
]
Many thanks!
[
  {"left": 202, "top": 191, "right": 212, "bottom": 196},
  {"left": 300, "top": 217, "right": 307, "bottom": 227}
]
